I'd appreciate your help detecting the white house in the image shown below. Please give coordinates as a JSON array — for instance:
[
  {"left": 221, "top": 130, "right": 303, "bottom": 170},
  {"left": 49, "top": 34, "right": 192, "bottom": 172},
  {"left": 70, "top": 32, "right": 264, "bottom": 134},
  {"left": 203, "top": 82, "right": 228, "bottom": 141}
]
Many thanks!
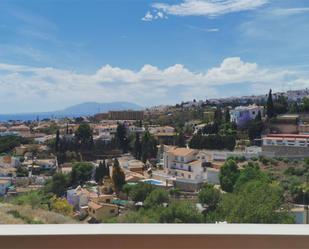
[
  {"left": 67, "top": 186, "right": 97, "bottom": 210},
  {"left": 163, "top": 147, "right": 219, "bottom": 184},
  {"left": 230, "top": 105, "right": 264, "bottom": 127}
]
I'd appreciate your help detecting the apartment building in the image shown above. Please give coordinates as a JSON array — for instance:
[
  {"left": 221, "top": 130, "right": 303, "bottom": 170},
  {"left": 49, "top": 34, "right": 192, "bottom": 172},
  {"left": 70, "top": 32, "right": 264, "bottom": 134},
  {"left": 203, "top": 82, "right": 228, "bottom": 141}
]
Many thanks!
[
  {"left": 262, "top": 134, "right": 309, "bottom": 158},
  {"left": 108, "top": 111, "right": 144, "bottom": 120}
]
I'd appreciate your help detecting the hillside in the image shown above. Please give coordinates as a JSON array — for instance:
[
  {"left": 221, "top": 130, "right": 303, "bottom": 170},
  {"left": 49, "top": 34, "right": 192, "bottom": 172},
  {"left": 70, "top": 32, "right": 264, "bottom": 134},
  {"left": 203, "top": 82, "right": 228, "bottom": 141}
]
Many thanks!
[
  {"left": 0, "top": 203, "right": 77, "bottom": 224},
  {"left": 0, "top": 101, "right": 143, "bottom": 121}
]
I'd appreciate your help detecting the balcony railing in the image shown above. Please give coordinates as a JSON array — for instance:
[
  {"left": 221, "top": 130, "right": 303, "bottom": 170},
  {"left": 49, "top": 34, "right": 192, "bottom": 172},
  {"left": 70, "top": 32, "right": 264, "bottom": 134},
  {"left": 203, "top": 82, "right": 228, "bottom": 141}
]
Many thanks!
[{"left": 0, "top": 224, "right": 309, "bottom": 249}]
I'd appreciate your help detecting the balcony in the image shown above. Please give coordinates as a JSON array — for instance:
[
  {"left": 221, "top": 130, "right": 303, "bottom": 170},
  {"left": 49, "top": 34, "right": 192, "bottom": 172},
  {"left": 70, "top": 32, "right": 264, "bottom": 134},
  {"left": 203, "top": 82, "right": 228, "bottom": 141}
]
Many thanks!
[{"left": 0, "top": 224, "right": 309, "bottom": 249}]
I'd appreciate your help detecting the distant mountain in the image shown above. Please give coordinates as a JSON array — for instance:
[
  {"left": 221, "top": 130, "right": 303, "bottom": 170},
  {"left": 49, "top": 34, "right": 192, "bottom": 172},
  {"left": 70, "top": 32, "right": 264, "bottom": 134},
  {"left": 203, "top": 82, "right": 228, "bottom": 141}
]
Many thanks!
[{"left": 0, "top": 101, "right": 143, "bottom": 121}]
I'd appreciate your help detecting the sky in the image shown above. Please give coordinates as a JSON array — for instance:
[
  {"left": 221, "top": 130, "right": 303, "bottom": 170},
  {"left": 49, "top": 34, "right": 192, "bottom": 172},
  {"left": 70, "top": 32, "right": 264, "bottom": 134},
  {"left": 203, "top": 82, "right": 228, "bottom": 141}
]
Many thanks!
[{"left": 0, "top": 0, "right": 309, "bottom": 113}]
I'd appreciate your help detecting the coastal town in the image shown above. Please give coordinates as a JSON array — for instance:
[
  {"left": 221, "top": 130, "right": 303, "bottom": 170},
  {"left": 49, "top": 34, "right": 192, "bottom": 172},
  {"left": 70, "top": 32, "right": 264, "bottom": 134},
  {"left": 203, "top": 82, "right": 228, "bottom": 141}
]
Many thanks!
[{"left": 0, "top": 88, "right": 309, "bottom": 224}]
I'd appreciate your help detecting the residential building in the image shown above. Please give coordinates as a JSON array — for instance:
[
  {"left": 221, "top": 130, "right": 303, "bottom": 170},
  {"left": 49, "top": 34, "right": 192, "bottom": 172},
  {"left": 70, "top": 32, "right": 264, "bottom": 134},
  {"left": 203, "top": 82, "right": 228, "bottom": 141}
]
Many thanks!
[
  {"left": 8, "top": 125, "right": 31, "bottom": 137},
  {"left": 67, "top": 186, "right": 97, "bottom": 210},
  {"left": 149, "top": 126, "right": 176, "bottom": 145},
  {"left": 230, "top": 105, "right": 264, "bottom": 127},
  {"left": 88, "top": 201, "right": 118, "bottom": 221},
  {"left": 108, "top": 111, "right": 144, "bottom": 120},
  {"left": 262, "top": 134, "right": 309, "bottom": 158},
  {"left": 269, "top": 114, "right": 299, "bottom": 134},
  {"left": 163, "top": 147, "right": 218, "bottom": 183}
]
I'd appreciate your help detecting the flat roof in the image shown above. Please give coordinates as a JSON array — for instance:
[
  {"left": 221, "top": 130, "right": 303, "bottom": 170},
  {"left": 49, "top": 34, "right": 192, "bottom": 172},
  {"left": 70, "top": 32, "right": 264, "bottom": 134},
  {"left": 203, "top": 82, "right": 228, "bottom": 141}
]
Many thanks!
[{"left": 264, "top": 134, "right": 309, "bottom": 139}]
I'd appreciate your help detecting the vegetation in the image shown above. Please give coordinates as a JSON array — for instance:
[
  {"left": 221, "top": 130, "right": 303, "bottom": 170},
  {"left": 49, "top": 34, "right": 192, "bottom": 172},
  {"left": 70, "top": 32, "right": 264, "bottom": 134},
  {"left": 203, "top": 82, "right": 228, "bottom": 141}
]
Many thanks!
[
  {"left": 266, "top": 89, "right": 274, "bottom": 118},
  {"left": 0, "top": 135, "right": 31, "bottom": 154},
  {"left": 141, "top": 131, "right": 158, "bottom": 162},
  {"left": 45, "top": 173, "right": 70, "bottom": 197},
  {"left": 112, "top": 159, "right": 126, "bottom": 192},
  {"left": 70, "top": 162, "right": 94, "bottom": 187},
  {"left": 219, "top": 159, "right": 240, "bottom": 192},
  {"left": 94, "top": 160, "right": 109, "bottom": 184},
  {"left": 189, "top": 134, "right": 236, "bottom": 151}
]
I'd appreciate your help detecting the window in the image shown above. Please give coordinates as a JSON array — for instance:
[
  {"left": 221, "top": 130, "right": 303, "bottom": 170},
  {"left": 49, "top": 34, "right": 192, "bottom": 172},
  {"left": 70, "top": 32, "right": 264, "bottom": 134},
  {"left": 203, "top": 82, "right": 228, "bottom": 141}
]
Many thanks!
[
  {"left": 188, "top": 166, "right": 192, "bottom": 172},
  {"left": 110, "top": 209, "right": 115, "bottom": 213},
  {"left": 188, "top": 175, "right": 191, "bottom": 179}
]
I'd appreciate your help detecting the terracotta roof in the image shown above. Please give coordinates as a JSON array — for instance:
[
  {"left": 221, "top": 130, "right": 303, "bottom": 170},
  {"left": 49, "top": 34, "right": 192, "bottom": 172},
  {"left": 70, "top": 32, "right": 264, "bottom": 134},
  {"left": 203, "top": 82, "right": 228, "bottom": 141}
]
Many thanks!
[
  {"left": 168, "top": 147, "right": 196, "bottom": 157},
  {"left": 88, "top": 201, "right": 103, "bottom": 210}
]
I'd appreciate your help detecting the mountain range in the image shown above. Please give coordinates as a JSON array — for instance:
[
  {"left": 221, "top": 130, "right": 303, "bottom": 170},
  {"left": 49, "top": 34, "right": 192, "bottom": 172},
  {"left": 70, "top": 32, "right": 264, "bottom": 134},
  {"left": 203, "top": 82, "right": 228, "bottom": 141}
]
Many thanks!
[{"left": 0, "top": 102, "right": 143, "bottom": 121}]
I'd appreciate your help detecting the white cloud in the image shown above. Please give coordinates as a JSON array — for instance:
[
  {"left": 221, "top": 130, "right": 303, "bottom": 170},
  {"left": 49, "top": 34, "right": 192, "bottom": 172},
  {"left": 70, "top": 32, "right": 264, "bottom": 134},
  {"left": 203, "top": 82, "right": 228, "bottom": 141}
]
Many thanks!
[
  {"left": 0, "top": 57, "right": 308, "bottom": 112},
  {"left": 271, "top": 8, "right": 309, "bottom": 16},
  {"left": 142, "top": 10, "right": 167, "bottom": 21},
  {"left": 141, "top": 11, "right": 154, "bottom": 21},
  {"left": 143, "top": 0, "right": 268, "bottom": 20}
]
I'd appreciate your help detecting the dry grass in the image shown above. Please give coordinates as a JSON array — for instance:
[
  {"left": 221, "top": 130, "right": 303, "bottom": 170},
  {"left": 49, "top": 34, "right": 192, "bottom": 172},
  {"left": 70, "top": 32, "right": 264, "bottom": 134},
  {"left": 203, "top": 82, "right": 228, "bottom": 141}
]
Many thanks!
[{"left": 0, "top": 203, "right": 78, "bottom": 224}]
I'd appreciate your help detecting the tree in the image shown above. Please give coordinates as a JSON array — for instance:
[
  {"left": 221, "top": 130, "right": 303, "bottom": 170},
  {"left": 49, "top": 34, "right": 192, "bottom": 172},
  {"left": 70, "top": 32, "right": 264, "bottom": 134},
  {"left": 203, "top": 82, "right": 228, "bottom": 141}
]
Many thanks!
[
  {"left": 16, "top": 166, "right": 29, "bottom": 177},
  {"left": 274, "top": 95, "right": 288, "bottom": 115},
  {"left": 255, "top": 110, "right": 262, "bottom": 121},
  {"left": 45, "top": 173, "right": 70, "bottom": 197},
  {"left": 159, "top": 201, "right": 203, "bottom": 223},
  {"left": 133, "top": 133, "right": 142, "bottom": 160},
  {"left": 105, "top": 162, "right": 110, "bottom": 178},
  {"left": 144, "top": 188, "right": 169, "bottom": 208},
  {"left": 141, "top": 131, "right": 158, "bottom": 162},
  {"left": 94, "top": 160, "right": 106, "bottom": 184},
  {"left": 116, "top": 123, "right": 128, "bottom": 153},
  {"left": 214, "top": 107, "right": 223, "bottom": 124},
  {"left": 70, "top": 162, "right": 94, "bottom": 187},
  {"left": 233, "top": 162, "right": 270, "bottom": 191},
  {"left": 248, "top": 119, "right": 263, "bottom": 141},
  {"left": 0, "top": 135, "right": 31, "bottom": 154},
  {"left": 224, "top": 108, "right": 231, "bottom": 123},
  {"left": 189, "top": 134, "right": 236, "bottom": 151},
  {"left": 301, "top": 97, "right": 309, "bottom": 112},
  {"left": 175, "top": 130, "right": 186, "bottom": 147},
  {"left": 198, "top": 184, "right": 221, "bottom": 211},
  {"left": 129, "top": 183, "right": 155, "bottom": 202},
  {"left": 219, "top": 159, "right": 240, "bottom": 192},
  {"left": 50, "top": 197, "right": 73, "bottom": 216},
  {"left": 112, "top": 158, "right": 126, "bottom": 192},
  {"left": 75, "top": 123, "right": 94, "bottom": 154},
  {"left": 216, "top": 181, "right": 294, "bottom": 223},
  {"left": 266, "top": 89, "right": 274, "bottom": 118},
  {"left": 55, "top": 129, "right": 60, "bottom": 153}
]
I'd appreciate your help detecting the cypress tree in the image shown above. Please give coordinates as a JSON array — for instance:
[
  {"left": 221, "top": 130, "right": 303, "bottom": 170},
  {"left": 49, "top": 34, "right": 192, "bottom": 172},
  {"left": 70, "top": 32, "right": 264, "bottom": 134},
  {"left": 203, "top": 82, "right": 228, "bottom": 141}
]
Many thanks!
[
  {"left": 112, "top": 158, "right": 125, "bottom": 192},
  {"left": 94, "top": 161, "right": 105, "bottom": 184},
  {"left": 267, "top": 89, "right": 274, "bottom": 118},
  {"left": 133, "top": 133, "right": 142, "bottom": 160},
  {"left": 224, "top": 108, "right": 231, "bottom": 123},
  {"left": 55, "top": 129, "right": 60, "bottom": 153}
]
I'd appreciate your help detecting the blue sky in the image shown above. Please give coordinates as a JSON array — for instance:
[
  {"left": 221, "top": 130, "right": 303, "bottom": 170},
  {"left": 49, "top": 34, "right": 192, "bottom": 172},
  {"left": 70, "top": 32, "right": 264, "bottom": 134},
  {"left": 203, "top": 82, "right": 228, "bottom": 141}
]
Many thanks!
[{"left": 0, "top": 0, "right": 309, "bottom": 113}]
